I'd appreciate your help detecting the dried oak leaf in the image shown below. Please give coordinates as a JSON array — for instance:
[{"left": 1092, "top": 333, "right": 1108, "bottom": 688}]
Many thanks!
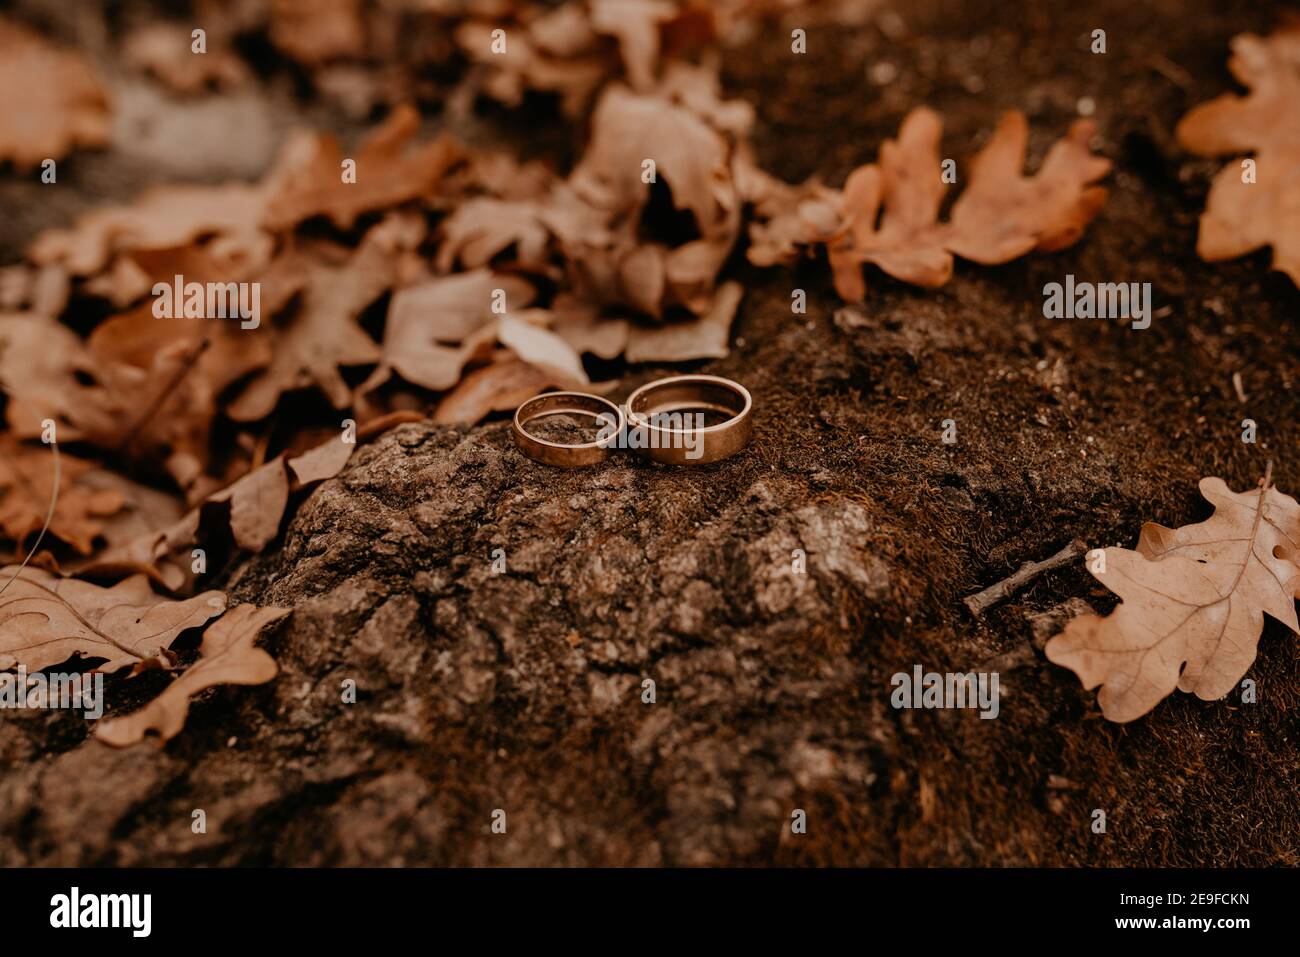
[
  {"left": 1176, "top": 23, "right": 1300, "bottom": 286},
  {"left": 0, "top": 566, "right": 225, "bottom": 672},
  {"left": 96, "top": 603, "right": 291, "bottom": 747},
  {"left": 0, "top": 19, "right": 111, "bottom": 169},
  {"left": 623, "top": 279, "right": 742, "bottom": 362},
  {"left": 263, "top": 105, "right": 463, "bottom": 231},
  {"left": 86, "top": 432, "right": 357, "bottom": 587},
  {"left": 765, "top": 107, "right": 1109, "bottom": 302},
  {"left": 0, "top": 436, "right": 126, "bottom": 556},
  {"left": 85, "top": 245, "right": 274, "bottom": 491},
  {"left": 60, "top": 474, "right": 189, "bottom": 590},
  {"left": 830, "top": 108, "right": 1109, "bottom": 300},
  {"left": 1046, "top": 475, "right": 1300, "bottom": 722},
  {"left": 436, "top": 198, "right": 556, "bottom": 273},
  {"left": 226, "top": 221, "right": 413, "bottom": 422}
]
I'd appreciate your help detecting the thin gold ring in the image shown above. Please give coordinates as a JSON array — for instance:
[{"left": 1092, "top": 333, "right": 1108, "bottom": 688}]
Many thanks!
[
  {"left": 624, "top": 374, "right": 753, "bottom": 465},
  {"left": 512, "top": 391, "right": 623, "bottom": 468}
]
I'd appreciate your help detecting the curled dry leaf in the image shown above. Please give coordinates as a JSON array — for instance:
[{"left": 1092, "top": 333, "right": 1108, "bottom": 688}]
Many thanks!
[
  {"left": 208, "top": 456, "right": 290, "bottom": 553},
  {"left": 437, "top": 197, "right": 556, "bottom": 273},
  {"left": 96, "top": 603, "right": 291, "bottom": 747},
  {"left": 287, "top": 433, "right": 356, "bottom": 487},
  {"left": 0, "top": 18, "right": 111, "bottom": 169},
  {"left": 61, "top": 477, "right": 189, "bottom": 591},
  {"left": 549, "top": 295, "right": 629, "bottom": 359},
  {"left": 565, "top": 83, "right": 743, "bottom": 316},
  {"left": 1047, "top": 475, "right": 1300, "bottom": 722},
  {"left": 433, "top": 356, "right": 555, "bottom": 425},
  {"left": 498, "top": 312, "right": 590, "bottom": 385},
  {"left": 86, "top": 244, "right": 274, "bottom": 490},
  {"left": 0, "top": 567, "right": 225, "bottom": 673},
  {"left": 1176, "top": 23, "right": 1300, "bottom": 286},
  {"left": 454, "top": 19, "right": 611, "bottom": 116},
  {"left": 624, "top": 279, "right": 742, "bottom": 362}
]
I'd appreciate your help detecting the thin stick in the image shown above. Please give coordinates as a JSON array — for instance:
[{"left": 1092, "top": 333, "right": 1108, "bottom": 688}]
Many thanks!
[{"left": 965, "top": 538, "right": 1087, "bottom": 617}]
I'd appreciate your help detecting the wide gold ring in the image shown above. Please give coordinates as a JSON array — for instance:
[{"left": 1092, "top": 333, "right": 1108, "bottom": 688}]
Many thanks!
[
  {"left": 625, "top": 374, "right": 753, "bottom": 465},
  {"left": 512, "top": 391, "right": 623, "bottom": 468}
]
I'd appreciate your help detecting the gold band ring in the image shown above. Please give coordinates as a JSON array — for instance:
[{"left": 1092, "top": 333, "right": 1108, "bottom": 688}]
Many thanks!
[
  {"left": 624, "top": 374, "right": 753, "bottom": 465},
  {"left": 512, "top": 391, "right": 624, "bottom": 468}
]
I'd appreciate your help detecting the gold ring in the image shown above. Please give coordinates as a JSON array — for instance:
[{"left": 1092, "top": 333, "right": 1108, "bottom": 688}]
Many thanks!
[
  {"left": 512, "top": 391, "right": 623, "bottom": 468},
  {"left": 624, "top": 374, "right": 753, "bottom": 465}
]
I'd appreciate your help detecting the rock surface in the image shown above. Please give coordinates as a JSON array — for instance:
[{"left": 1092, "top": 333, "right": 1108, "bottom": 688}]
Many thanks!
[{"left": 0, "top": 420, "right": 904, "bottom": 865}]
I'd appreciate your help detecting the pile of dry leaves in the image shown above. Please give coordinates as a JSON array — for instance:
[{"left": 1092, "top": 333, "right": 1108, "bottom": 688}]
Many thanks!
[{"left": 2, "top": 1, "right": 1286, "bottom": 743}]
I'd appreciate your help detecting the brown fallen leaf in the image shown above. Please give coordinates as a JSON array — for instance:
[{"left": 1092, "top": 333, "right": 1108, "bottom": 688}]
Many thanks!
[
  {"left": 124, "top": 22, "right": 250, "bottom": 93},
  {"left": 827, "top": 108, "right": 1110, "bottom": 301},
  {"left": 1046, "top": 472, "right": 1300, "bottom": 722},
  {"left": 227, "top": 222, "right": 410, "bottom": 422},
  {"left": 63, "top": 484, "right": 192, "bottom": 592},
  {"left": 287, "top": 434, "right": 356, "bottom": 487},
  {"left": 566, "top": 83, "right": 744, "bottom": 316},
  {"left": 1176, "top": 23, "right": 1300, "bottom": 286},
  {"left": 498, "top": 312, "right": 590, "bottom": 386},
  {"left": 944, "top": 110, "right": 1112, "bottom": 264},
  {"left": 624, "top": 279, "right": 743, "bottom": 362},
  {"left": 433, "top": 356, "right": 555, "bottom": 425},
  {"left": 0, "top": 313, "right": 128, "bottom": 443},
  {"left": 589, "top": 0, "right": 678, "bottom": 91},
  {"left": 361, "top": 271, "right": 531, "bottom": 396},
  {"left": 744, "top": 107, "right": 1110, "bottom": 302},
  {"left": 96, "top": 603, "right": 291, "bottom": 747},
  {"left": 0, "top": 567, "right": 225, "bottom": 672},
  {"left": 268, "top": 0, "right": 366, "bottom": 66},
  {"left": 208, "top": 457, "right": 290, "bottom": 553},
  {"left": 454, "top": 19, "right": 612, "bottom": 117},
  {"left": 263, "top": 105, "right": 463, "bottom": 231},
  {"left": 437, "top": 197, "right": 556, "bottom": 273},
  {"left": 572, "top": 84, "right": 734, "bottom": 247},
  {"left": 85, "top": 245, "right": 274, "bottom": 491},
  {"left": 29, "top": 182, "right": 273, "bottom": 278},
  {"left": 0, "top": 18, "right": 111, "bottom": 169},
  {"left": 549, "top": 295, "right": 630, "bottom": 359},
  {"left": 0, "top": 436, "right": 125, "bottom": 556}
]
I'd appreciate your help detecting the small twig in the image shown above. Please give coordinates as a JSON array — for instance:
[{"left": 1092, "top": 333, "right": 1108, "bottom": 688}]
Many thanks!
[{"left": 965, "top": 539, "right": 1087, "bottom": 617}]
